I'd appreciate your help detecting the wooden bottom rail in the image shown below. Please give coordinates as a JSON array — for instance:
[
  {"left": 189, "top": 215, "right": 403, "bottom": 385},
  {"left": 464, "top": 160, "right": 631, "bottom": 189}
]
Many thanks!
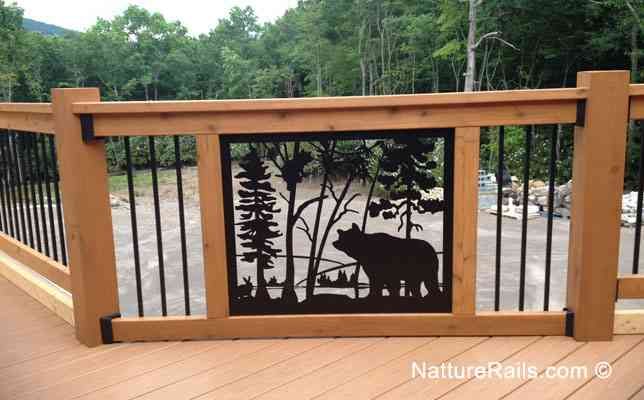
[
  {"left": 614, "top": 310, "right": 644, "bottom": 334},
  {"left": 0, "top": 247, "right": 73, "bottom": 325},
  {"left": 110, "top": 312, "right": 567, "bottom": 342},
  {"left": 617, "top": 275, "right": 644, "bottom": 299},
  {"left": 0, "top": 232, "right": 71, "bottom": 291}
]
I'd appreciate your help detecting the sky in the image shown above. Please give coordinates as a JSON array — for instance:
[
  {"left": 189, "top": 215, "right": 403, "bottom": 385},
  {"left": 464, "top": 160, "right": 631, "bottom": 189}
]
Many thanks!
[{"left": 14, "top": 0, "right": 297, "bottom": 36}]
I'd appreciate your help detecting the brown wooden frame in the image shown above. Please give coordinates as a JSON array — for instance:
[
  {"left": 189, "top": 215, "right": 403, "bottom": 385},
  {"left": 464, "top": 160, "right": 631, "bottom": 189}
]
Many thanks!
[
  {"left": 0, "top": 104, "right": 55, "bottom": 134},
  {"left": 0, "top": 233, "right": 70, "bottom": 291},
  {"left": 111, "top": 312, "right": 567, "bottom": 342},
  {"left": 52, "top": 88, "right": 120, "bottom": 347},
  {"left": 452, "top": 127, "right": 479, "bottom": 314},
  {"left": 0, "top": 249, "right": 73, "bottom": 324},
  {"left": 196, "top": 135, "right": 230, "bottom": 318},
  {"left": 617, "top": 275, "right": 644, "bottom": 299},
  {"left": 631, "top": 84, "right": 644, "bottom": 119},
  {"left": 1, "top": 72, "right": 642, "bottom": 346},
  {"left": 566, "top": 71, "right": 630, "bottom": 341},
  {"left": 61, "top": 75, "right": 639, "bottom": 343}
]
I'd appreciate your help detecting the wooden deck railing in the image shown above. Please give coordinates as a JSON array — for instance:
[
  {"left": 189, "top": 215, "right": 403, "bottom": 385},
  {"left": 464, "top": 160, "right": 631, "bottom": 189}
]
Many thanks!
[
  {"left": 616, "top": 82, "right": 644, "bottom": 334},
  {"left": 0, "top": 104, "right": 73, "bottom": 325},
  {"left": 0, "top": 71, "right": 643, "bottom": 347}
]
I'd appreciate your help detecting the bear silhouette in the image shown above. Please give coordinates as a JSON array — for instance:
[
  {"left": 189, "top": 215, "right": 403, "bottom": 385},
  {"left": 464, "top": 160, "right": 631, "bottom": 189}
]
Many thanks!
[{"left": 332, "top": 223, "right": 439, "bottom": 298}]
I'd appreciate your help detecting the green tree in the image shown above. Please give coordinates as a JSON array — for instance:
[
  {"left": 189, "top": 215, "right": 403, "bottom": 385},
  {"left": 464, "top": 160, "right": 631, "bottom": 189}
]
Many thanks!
[{"left": 0, "top": 0, "right": 24, "bottom": 101}]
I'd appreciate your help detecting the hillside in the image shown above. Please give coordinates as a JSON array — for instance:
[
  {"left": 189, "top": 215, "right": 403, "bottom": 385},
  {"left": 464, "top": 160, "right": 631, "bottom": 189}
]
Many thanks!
[{"left": 23, "top": 18, "right": 74, "bottom": 36}]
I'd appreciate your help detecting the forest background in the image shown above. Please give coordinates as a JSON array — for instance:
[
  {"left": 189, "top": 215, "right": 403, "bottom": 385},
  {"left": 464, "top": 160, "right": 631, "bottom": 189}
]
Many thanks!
[{"left": 1, "top": 0, "right": 642, "bottom": 185}]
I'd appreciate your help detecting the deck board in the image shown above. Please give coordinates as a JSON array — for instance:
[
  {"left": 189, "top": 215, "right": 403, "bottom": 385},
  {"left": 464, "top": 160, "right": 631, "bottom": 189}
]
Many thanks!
[
  {"left": 17, "top": 341, "right": 213, "bottom": 400},
  {"left": 1, "top": 275, "right": 643, "bottom": 400},
  {"left": 195, "top": 338, "right": 381, "bottom": 400},
  {"left": 502, "top": 335, "right": 644, "bottom": 400},
  {"left": 438, "top": 335, "right": 584, "bottom": 399},
  {"left": 567, "top": 340, "right": 644, "bottom": 400},
  {"left": 632, "top": 388, "right": 644, "bottom": 400},
  {"left": 0, "top": 343, "right": 118, "bottom": 387},
  {"left": 6, "top": 343, "right": 167, "bottom": 398},
  {"left": 254, "top": 337, "right": 436, "bottom": 400},
  {"left": 313, "top": 336, "right": 488, "bottom": 399},
  {"left": 74, "top": 339, "right": 277, "bottom": 400},
  {"left": 134, "top": 339, "right": 331, "bottom": 400},
  {"left": 375, "top": 336, "right": 540, "bottom": 399}
]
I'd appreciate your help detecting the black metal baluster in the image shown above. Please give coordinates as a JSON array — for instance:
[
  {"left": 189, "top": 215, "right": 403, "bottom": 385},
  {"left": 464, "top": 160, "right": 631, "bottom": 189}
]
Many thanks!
[
  {"left": 149, "top": 136, "right": 167, "bottom": 316},
  {"left": 124, "top": 137, "right": 144, "bottom": 316},
  {"left": 33, "top": 134, "right": 50, "bottom": 258},
  {"left": 544, "top": 125, "right": 558, "bottom": 310},
  {"left": 519, "top": 125, "right": 533, "bottom": 311},
  {"left": 494, "top": 126, "right": 505, "bottom": 311},
  {"left": 174, "top": 136, "right": 190, "bottom": 315},
  {"left": 633, "top": 121, "right": 644, "bottom": 275},
  {"left": 2, "top": 135, "right": 18, "bottom": 239},
  {"left": 0, "top": 153, "right": 7, "bottom": 234},
  {"left": 26, "top": 135, "right": 42, "bottom": 252},
  {"left": 11, "top": 134, "right": 28, "bottom": 243},
  {"left": 42, "top": 135, "right": 58, "bottom": 261},
  {"left": 48, "top": 136, "right": 67, "bottom": 265},
  {"left": 0, "top": 133, "right": 9, "bottom": 233},
  {"left": 17, "top": 137, "right": 35, "bottom": 247}
]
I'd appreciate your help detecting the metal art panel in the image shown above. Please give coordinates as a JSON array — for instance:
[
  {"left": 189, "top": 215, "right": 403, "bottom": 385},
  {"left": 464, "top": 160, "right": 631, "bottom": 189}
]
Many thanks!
[{"left": 220, "top": 129, "right": 454, "bottom": 315}]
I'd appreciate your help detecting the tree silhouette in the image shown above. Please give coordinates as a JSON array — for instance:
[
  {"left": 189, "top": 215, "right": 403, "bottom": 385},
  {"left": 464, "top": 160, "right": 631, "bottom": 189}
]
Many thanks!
[
  {"left": 368, "top": 137, "right": 444, "bottom": 239},
  {"left": 304, "top": 143, "right": 369, "bottom": 299},
  {"left": 235, "top": 147, "right": 282, "bottom": 301},
  {"left": 268, "top": 142, "right": 322, "bottom": 304}
]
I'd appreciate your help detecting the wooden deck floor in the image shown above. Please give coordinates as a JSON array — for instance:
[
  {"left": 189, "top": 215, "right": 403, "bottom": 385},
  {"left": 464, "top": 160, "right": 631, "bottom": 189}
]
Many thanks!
[{"left": 2, "top": 276, "right": 644, "bottom": 400}]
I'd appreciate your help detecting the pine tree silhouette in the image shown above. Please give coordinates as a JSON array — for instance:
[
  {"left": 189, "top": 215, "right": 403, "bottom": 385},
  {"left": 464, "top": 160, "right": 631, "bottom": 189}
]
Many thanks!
[
  {"left": 235, "top": 147, "right": 282, "bottom": 302},
  {"left": 368, "top": 137, "right": 444, "bottom": 239}
]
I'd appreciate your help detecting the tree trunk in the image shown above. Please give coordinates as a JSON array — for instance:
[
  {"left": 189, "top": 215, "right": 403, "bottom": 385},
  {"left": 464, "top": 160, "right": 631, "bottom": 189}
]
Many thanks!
[
  {"left": 377, "top": 7, "right": 387, "bottom": 95},
  {"left": 305, "top": 143, "right": 334, "bottom": 299},
  {"left": 359, "top": 22, "right": 367, "bottom": 97},
  {"left": 282, "top": 143, "right": 300, "bottom": 305},
  {"left": 404, "top": 197, "right": 412, "bottom": 296},
  {"left": 411, "top": 52, "right": 416, "bottom": 94},
  {"left": 629, "top": 23, "right": 639, "bottom": 135},
  {"left": 312, "top": 173, "right": 355, "bottom": 281},
  {"left": 464, "top": 0, "right": 478, "bottom": 92},
  {"left": 255, "top": 261, "right": 269, "bottom": 301}
]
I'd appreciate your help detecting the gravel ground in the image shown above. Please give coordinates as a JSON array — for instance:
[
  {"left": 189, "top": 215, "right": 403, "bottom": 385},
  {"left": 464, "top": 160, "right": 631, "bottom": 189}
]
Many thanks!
[{"left": 111, "top": 167, "right": 644, "bottom": 316}]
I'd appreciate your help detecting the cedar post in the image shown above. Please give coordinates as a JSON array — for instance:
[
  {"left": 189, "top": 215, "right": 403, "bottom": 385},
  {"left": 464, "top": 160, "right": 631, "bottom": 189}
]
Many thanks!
[
  {"left": 197, "top": 135, "right": 230, "bottom": 318},
  {"left": 452, "top": 127, "right": 480, "bottom": 314},
  {"left": 51, "top": 88, "right": 119, "bottom": 347},
  {"left": 566, "top": 71, "right": 630, "bottom": 341}
]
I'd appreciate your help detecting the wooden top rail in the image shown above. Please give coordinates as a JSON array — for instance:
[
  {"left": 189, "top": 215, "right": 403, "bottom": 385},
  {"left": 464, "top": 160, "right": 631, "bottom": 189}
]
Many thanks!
[
  {"left": 72, "top": 88, "right": 588, "bottom": 114},
  {"left": 70, "top": 87, "right": 589, "bottom": 136},
  {"left": 631, "top": 84, "right": 644, "bottom": 120},
  {"left": 0, "top": 103, "right": 55, "bottom": 134},
  {"left": 0, "top": 103, "right": 52, "bottom": 113}
]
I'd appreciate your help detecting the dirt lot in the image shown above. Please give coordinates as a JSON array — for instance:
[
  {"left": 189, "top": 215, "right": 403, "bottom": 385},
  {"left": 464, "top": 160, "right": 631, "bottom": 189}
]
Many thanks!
[{"left": 110, "top": 167, "right": 644, "bottom": 316}]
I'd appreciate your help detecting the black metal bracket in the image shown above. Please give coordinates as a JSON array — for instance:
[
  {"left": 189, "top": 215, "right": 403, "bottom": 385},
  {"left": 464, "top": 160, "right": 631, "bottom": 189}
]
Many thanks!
[
  {"left": 575, "top": 100, "right": 586, "bottom": 127},
  {"left": 80, "top": 114, "right": 101, "bottom": 143},
  {"left": 100, "top": 312, "right": 121, "bottom": 344},
  {"left": 563, "top": 308, "right": 575, "bottom": 337}
]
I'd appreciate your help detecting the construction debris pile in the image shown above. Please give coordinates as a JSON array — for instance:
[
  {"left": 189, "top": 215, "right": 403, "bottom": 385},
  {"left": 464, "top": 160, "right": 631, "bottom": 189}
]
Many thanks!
[
  {"left": 486, "top": 179, "right": 571, "bottom": 220},
  {"left": 486, "top": 177, "right": 641, "bottom": 226}
]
